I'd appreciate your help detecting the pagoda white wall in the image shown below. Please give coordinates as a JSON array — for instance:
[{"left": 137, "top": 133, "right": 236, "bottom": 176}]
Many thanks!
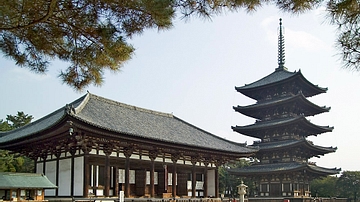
[
  {"left": 45, "top": 161, "right": 56, "bottom": 196},
  {"left": 207, "top": 170, "right": 216, "bottom": 197},
  {"left": 74, "top": 156, "right": 84, "bottom": 196},
  {"left": 58, "top": 158, "right": 71, "bottom": 196}
]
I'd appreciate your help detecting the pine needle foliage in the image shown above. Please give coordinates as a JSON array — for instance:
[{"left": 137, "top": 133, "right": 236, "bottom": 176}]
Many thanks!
[
  {"left": 0, "top": 0, "right": 359, "bottom": 90},
  {"left": 0, "top": 112, "right": 34, "bottom": 173}
]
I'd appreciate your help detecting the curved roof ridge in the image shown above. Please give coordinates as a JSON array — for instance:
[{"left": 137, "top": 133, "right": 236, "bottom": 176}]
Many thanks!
[
  {"left": 0, "top": 172, "right": 57, "bottom": 189},
  {"left": 73, "top": 92, "right": 91, "bottom": 114},
  {"left": 86, "top": 93, "right": 174, "bottom": 118},
  {"left": 308, "top": 163, "right": 341, "bottom": 173},
  {"left": 237, "top": 69, "right": 296, "bottom": 90},
  {"left": 307, "top": 140, "right": 337, "bottom": 151},
  {"left": 254, "top": 139, "right": 336, "bottom": 154},
  {"left": 0, "top": 95, "right": 89, "bottom": 143},
  {"left": 232, "top": 115, "right": 333, "bottom": 138},
  {"left": 229, "top": 161, "right": 340, "bottom": 175},
  {"left": 297, "top": 69, "right": 328, "bottom": 92},
  {"left": 235, "top": 92, "right": 329, "bottom": 110},
  {"left": 236, "top": 69, "right": 328, "bottom": 99}
]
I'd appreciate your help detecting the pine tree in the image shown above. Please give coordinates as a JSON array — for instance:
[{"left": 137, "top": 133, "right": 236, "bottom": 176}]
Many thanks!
[
  {"left": 1, "top": 0, "right": 359, "bottom": 90},
  {"left": 0, "top": 112, "right": 34, "bottom": 172}
]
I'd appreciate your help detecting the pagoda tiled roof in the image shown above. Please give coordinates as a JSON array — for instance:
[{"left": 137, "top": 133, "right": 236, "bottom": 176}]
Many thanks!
[
  {"left": 228, "top": 162, "right": 340, "bottom": 176},
  {"left": 235, "top": 69, "right": 327, "bottom": 100},
  {"left": 232, "top": 116, "right": 333, "bottom": 139},
  {"left": 0, "top": 93, "right": 256, "bottom": 155},
  {"left": 254, "top": 139, "right": 337, "bottom": 155},
  {"left": 233, "top": 92, "right": 330, "bottom": 119}
]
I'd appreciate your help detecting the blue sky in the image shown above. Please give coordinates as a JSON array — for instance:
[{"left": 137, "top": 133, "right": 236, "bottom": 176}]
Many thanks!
[{"left": 1, "top": 5, "right": 359, "bottom": 172}]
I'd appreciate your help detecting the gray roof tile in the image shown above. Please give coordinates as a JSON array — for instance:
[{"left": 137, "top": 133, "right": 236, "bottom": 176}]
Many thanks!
[
  {"left": 229, "top": 162, "right": 340, "bottom": 175},
  {"left": 0, "top": 93, "right": 256, "bottom": 154},
  {"left": 0, "top": 172, "right": 57, "bottom": 189},
  {"left": 237, "top": 69, "right": 296, "bottom": 90},
  {"left": 71, "top": 93, "right": 255, "bottom": 153}
]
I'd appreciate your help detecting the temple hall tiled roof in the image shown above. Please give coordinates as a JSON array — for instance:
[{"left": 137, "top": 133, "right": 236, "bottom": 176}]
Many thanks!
[
  {"left": 0, "top": 172, "right": 57, "bottom": 189},
  {"left": 0, "top": 93, "right": 256, "bottom": 154}
]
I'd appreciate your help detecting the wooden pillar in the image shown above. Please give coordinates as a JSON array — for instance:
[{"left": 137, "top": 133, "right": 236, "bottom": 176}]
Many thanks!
[
  {"left": 55, "top": 151, "right": 61, "bottom": 197},
  {"left": 83, "top": 154, "right": 90, "bottom": 198},
  {"left": 150, "top": 161, "right": 155, "bottom": 197},
  {"left": 70, "top": 148, "right": 76, "bottom": 197},
  {"left": 82, "top": 140, "right": 92, "bottom": 198},
  {"left": 124, "top": 147, "right": 133, "bottom": 198},
  {"left": 42, "top": 154, "right": 47, "bottom": 175},
  {"left": 103, "top": 145, "right": 113, "bottom": 197},
  {"left": 104, "top": 154, "right": 110, "bottom": 197},
  {"left": 149, "top": 151, "right": 157, "bottom": 197},
  {"left": 215, "top": 166, "right": 219, "bottom": 198},
  {"left": 172, "top": 163, "right": 177, "bottom": 197},
  {"left": 171, "top": 154, "right": 179, "bottom": 197},
  {"left": 124, "top": 156, "right": 130, "bottom": 197},
  {"left": 191, "top": 159, "right": 197, "bottom": 198},
  {"left": 203, "top": 162, "right": 209, "bottom": 197},
  {"left": 114, "top": 166, "right": 119, "bottom": 197}
]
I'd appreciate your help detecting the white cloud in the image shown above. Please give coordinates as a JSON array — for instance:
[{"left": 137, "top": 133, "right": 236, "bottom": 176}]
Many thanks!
[
  {"left": 286, "top": 29, "right": 330, "bottom": 51},
  {"left": 260, "top": 16, "right": 331, "bottom": 52}
]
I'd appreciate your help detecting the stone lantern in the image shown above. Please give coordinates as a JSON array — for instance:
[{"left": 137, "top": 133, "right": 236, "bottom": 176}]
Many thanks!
[{"left": 237, "top": 181, "right": 248, "bottom": 202}]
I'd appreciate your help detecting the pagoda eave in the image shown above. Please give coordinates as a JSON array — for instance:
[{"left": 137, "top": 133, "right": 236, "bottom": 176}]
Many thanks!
[
  {"left": 236, "top": 70, "right": 328, "bottom": 101},
  {"left": 254, "top": 139, "right": 337, "bottom": 156},
  {"left": 228, "top": 162, "right": 340, "bottom": 176},
  {"left": 232, "top": 116, "right": 333, "bottom": 138},
  {"left": 233, "top": 92, "right": 330, "bottom": 119}
]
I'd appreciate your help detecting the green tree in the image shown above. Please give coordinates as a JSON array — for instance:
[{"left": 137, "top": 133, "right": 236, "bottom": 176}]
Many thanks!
[
  {"left": 310, "top": 175, "right": 338, "bottom": 197},
  {"left": 327, "top": 0, "right": 360, "bottom": 71},
  {"left": 0, "top": 111, "right": 34, "bottom": 172},
  {"left": 0, "top": 119, "right": 11, "bottom": 131},
  {"left": 219, "top": 158, "right": 254, "bottom": 197},
  {"left": 1, "top": 0, "right": 359, "bottom": 91},
  {"left": 5, "top": 111, "right": 33, "bottom": 130},
  {"left": 336, "top": 171, "right": 360, "bottom": 201}
]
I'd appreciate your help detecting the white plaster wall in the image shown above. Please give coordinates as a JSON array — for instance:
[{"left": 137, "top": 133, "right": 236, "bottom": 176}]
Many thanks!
[
  {"left": 74, "top": 156, "right": 84, "bottom": 196},
  {"left": 119, "top": 169, "right": 125, "bottom": 183},
  {"left": 45, "top": 161, "right": 56, "bottom": 196},
  {"left": 207, "top": 170, "right": 216, "bottom": 197},
  {"left": 58, "top": 158, "right": 71, "bottom": 196},
  {"left": 130, "top": 170, "right": 135, "bottom": 184},
  {"left": 36, "top": 162, "right": 43, "bottom": 174}
]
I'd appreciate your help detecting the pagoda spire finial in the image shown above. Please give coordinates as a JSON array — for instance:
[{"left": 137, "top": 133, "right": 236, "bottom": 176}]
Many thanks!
[{"left": 276, "top": 18, "right": 287, "bottom": 71}]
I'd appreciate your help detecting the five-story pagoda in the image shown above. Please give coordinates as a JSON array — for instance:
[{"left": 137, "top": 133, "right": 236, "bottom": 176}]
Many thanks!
[{"left": 229, "top": 19, "right": 340, "bottom": 198}]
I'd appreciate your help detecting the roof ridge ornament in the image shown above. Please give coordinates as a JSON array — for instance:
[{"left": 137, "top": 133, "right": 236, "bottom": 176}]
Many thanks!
[
  {"left": 276, "top": 18, "right": 288, "bottom": 71},
  {"left": 65, "top": 104, "right": 76, "bottom": 114}
]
